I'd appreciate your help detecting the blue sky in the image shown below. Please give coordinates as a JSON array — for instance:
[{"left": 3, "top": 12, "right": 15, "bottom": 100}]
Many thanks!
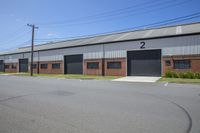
[{"left": 0, "top": 0, "right": 200, "bottom": 51}]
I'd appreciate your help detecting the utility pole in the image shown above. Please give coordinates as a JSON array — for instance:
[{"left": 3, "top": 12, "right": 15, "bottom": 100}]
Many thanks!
[
  {"left": 102, "top": 44, "right": 105, "bottom": 76},
  {"left": 27, "top": 24, "right": 38, "bottom": 76}
]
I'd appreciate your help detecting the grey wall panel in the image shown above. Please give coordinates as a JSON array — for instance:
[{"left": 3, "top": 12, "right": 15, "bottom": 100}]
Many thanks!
[
  {"left": 39, "top": 45, "right": 103, "bottom": 61},
  {"left": 162, "top": 45, "right": 200, "bottom": 56},
  {"left": 39, "top": 55, "right": 63, "bottom": 61},
  {"left": 105, "top": 50, "right": 126, "bottom": 58},
  {"left": 4, "top": 53, "right": 23, "bottom": 63},
  {"left": 0, "top": 56, "right": 4, "bottom": 60},
  {"left": 104, "top": 35, "right": 200, "bottom": 51},
  {"left": 23, "top": 52, "right": 39, "bottom": 62},
  {"left": 84, "top": 52, "right": 103, "bottom": 59}
]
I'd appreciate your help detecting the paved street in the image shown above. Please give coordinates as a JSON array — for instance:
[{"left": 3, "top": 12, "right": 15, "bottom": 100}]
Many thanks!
[{"left": 0, "top": 75, "right": 200, "bottom": 133}]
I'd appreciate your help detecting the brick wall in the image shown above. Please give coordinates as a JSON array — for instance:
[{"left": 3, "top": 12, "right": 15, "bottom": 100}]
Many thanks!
[
  {"left": 4, "top": 63, "right": 18, "bottom": 73},
  {"left": 83, "top": 59, "right": 102, "bottom": 75},
  {"left": 84, "top": 58, "right": 126, "bottom": 76},
  {"left": 35, "top": 61, "right": 64, "bottom": 74},
  {"left": 162, "top": 55, "right": 200, "bottom": 75},
  {"left": 105, "top": 58, "right": 126, "bottom": 76}
]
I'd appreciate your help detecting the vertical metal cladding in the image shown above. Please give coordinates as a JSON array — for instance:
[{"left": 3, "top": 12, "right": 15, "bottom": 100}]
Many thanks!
[{"left": 162, "top": 45, "right": 200, "bottom": 56}]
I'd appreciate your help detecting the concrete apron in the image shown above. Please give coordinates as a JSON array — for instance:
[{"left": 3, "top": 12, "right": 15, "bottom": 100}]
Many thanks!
[{"left": 113, "top": 76, "right": 161, "bottom": 83}]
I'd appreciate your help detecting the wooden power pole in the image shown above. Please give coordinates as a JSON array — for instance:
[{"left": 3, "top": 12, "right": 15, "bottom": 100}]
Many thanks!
[{"left": 27, "top": 24, "right": 38, "bottom": 76}]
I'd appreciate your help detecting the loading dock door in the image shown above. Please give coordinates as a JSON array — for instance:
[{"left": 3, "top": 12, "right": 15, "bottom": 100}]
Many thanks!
[
  {"left": 64, "top": 54, "right": 83, "bottom": 74},
  {"left": 19, "top": 59, "right": 29, "bottom": 72},
  {"left": 0, "top": 60, "right": 4, "bottom": 72},
  {"left": 127, "top": 50, "right": 161, "bottom": 76}
]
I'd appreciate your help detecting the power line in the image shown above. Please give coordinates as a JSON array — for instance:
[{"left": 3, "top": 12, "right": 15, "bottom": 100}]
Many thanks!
[
  {"left": 0, "top": 25, "right": 27, "bottom": 39},
  {"left": 35, "top": 12, "right": 200, "bottom": 43},
  {"left": 37, "top": 0, "right": 161, "bottom": 25},
  {"left": 38, "top": 0, "right": 192, "bottom": 27},
  {"left": 0, "top": 40, "right": 31, "bottom": 52},
  {"left": 0, "top": 30, "right": 31, "bottom": 46}
]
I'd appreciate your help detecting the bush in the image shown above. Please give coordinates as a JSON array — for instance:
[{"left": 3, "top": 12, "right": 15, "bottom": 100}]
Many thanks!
[
  {"left": 165, "top": 71, "right": 200, "bottom": 79},
  {"left": 165, "top": 71, "right": 173, "bottom": 78},
  {"left": 171, "top": 72, "right": 179, "bottom": 78},
  {"left": 184, "top": 72, "right": 195, "bottom": 79},
  {"left": 165, "top": 71, "right": 178, "bottom": 78},
  {"left": 179, "top": 72, "right": 187, "bottom": 78},
  {"left": 195, "top": 73, "right": 200, "bottom": 79}
]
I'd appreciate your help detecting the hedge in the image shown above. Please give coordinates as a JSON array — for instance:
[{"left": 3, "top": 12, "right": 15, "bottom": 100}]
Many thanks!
[{"left": 165, "top": 71, "right": 200, "bottom": 79}]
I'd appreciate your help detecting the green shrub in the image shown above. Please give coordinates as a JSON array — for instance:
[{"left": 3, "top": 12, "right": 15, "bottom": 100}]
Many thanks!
[
  {"left": 171, "top": 72, "right": 178, "bottom": 78},
  {"left": 165, "top": 71, "right": 200, "bottom": 79},
  {"left": 194, "top": 73, "right": 200, "bottom": 79},
  {"left": 165, "top": 71, "right": 173, "bottom": 78},
  {"left": 179, "top": 72, "right": 186, "bottom": 78},
  {"left": 184, "top": 71, "right": 195, "bottom": 79}
]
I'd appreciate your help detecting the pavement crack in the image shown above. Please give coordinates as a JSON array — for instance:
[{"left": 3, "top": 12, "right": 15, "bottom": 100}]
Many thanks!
[{"left": 0, "top": 94, "right": 33, "bottom": 102}]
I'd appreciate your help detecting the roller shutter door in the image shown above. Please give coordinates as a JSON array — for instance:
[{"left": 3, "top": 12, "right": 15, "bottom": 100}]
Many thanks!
[
  {"left": 0, "top": 60, "right": 4, "bottom": 72},
  {"left": 64, "top": 54, "right": 83, "bottom": 74},
  {"left": 19, "top": 59, "right": 29, "bottom": 72},
  {"left": 127, "top": 50, "right": 161, "bottom": 76}
]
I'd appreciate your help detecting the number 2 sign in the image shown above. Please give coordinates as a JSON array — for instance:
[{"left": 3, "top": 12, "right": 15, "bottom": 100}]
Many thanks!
[{"left": 140, "top": 42, "right": 145, "bottom": 49}]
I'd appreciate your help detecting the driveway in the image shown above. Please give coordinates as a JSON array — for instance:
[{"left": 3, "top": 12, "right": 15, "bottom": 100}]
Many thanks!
[{"left": 0, "top": 75, "right": 200, "bottom": 133}]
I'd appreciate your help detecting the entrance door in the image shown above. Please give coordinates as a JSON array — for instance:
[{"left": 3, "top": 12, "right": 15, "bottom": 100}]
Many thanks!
[
  {"left": 19, "top": 59, "right": 29, "bottom": 72},
  {"left": 64, "top": 54, "right": 83, "bottom": 74},
  {"left": 127, "top": 50, "right": 161, "bottom": 76},
  {"left": 0, "top": 60, "right": 4, "bottom": 72}
]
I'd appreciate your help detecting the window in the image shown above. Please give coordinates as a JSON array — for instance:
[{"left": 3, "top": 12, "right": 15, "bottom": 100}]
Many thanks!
[
  {"left": 52, "top": 63, "right": 60, "bottom": 69},
  {"left": 87, "top": 62, "right": 99, "bottom": 69},
  {"left": 32, "top": 64, "right": 37, "bottom": 69},
  {"left": 173, "top": 60, "right": 191, "bottom": 69},
  {"left": 40, "top": 64, "right": 48, "bottom": 69},
  {"left": 5, "top": 65, "right": 9, "bottom": 69},
  {"left": 107, "top": 62, "right": 121, "bottom": 69},
  {"left": 165, "top": 60, "right": 171, "bottom": 66},
  {"left": 12, "top": 64, "right": 17, "bottom": 69}
]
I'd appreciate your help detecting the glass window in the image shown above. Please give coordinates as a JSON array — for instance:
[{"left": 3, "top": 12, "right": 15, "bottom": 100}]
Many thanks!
[
  {"left": 173, "top": 60, "right": 191, "bottom": 69},
  {"left": 5, "top": 65, "right": 9, "bottom": 69},
  {"left": 87, "top": 62, "right": 99, "bottom": 69},
  {"left": 32, "top": 64, "right": 37, "bottom": 69},
  {"left": 12, "top": 64, "right": 17, "bottom": 69},
  {"left": 165, "top": 60, "right": 171, "bottom": 66},
  {"left": 40, "top": 64, "right": 48, "bottom": 69},
  {"left": 107, "top": 62, "right": 121, "bottom": 69},
  {"left": 52, "top": 63, "right": 60, "bottom": 69}
]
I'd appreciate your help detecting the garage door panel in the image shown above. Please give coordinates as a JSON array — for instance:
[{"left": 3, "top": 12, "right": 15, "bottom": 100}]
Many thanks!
[
  {"left": 19, "top": 59, "right": 28, "bottom": 72},
  {"left": 128, "top": 50, "right": 161, "bottom": 76},
  {"left": 64, "top": 54, "right": 83, "bottom": 74},
  {"left": 0, "top": 60, "right": 4, "bottom": 72}
]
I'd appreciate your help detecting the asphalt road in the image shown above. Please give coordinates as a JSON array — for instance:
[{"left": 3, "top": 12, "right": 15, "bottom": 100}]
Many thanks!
[{"left": 0, "top": 75, "right": 200, "bottom": 133}]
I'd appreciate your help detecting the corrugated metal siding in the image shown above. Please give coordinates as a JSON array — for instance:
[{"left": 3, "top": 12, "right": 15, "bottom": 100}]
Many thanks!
[
  {"left": 0, "top": 56, "right": 4, "bottom": 60},
  {"left": 162, "top": 45, "right": 200, "bottom": 56},
  {"left": 84, "top": 52, "right": 103, "bottom": 59},
  {"left": 39, "top": 55, "right": 63, "bottom": 61},
  {"left": 105, "top": 50, "right": 126, "bottom": 58},
  {"left": 104, "top": 34, "right": 200, "bottom": 51},
  {"left": 4, "top": 54, "right": 23, "bottom": 63}
]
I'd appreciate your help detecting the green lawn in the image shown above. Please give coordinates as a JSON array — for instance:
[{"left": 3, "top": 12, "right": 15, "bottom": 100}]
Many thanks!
[
  {"left": 0, "top": 72, "right": 120, "bottom": 80},
  {"left": 158, "top": 78, "right": 200, "bottom": 84}
]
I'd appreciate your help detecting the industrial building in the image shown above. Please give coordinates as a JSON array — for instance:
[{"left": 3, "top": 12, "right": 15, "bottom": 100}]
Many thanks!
[{"left": 0, "top": 22, "right": 200, "bottom": 76}]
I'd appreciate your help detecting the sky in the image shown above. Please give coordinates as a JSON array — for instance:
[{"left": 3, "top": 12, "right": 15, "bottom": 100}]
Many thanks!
[{"left": 0, "top": 0, "right": 200, "bottom": 51}]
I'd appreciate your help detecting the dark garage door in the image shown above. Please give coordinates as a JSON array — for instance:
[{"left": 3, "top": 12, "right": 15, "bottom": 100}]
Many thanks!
[
  {"left": 127, "top": 50, "right": 161, "bottom": 76},
  {"left": 64, "top": 54, "right": 83, "bottom": 74},
  {"left": 19, "top": 59, "right": 29, "bottom": 72},
  {"left": 0, "top": 60, "right": 4, "bottom": 72}
]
